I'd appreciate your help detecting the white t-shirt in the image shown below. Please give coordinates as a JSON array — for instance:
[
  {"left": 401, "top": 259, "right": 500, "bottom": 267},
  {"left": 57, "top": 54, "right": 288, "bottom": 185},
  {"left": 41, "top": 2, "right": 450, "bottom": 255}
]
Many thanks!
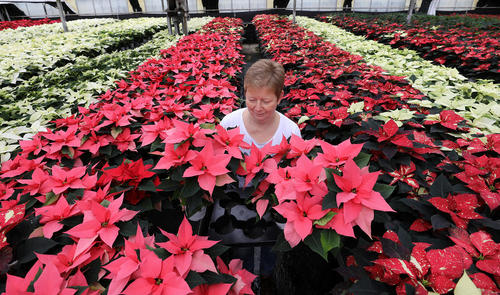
[{"left": 220, "top": 108, "right": 301, "bottom": 151}]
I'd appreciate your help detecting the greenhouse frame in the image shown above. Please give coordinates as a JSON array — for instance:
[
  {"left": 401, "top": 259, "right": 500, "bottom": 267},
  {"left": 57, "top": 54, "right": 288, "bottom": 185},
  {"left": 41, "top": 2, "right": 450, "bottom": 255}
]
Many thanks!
[{"left": 0, "top": 0, "right": 486, "bottom": 19}]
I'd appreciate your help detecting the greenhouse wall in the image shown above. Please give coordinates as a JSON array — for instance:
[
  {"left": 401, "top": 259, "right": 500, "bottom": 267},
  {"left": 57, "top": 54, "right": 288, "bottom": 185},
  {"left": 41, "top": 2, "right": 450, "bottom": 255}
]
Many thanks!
[
  {"left": 219, "top": 0, "right": 268, "bottom": 12},
  {"left": 12, "top": 2, "right": 60, "bottom": 17},
  {"left": 352, "top": 0, "right": 424, "bottom": 12},
  {"left": 0, "top": 0, "right": 486, "bottom": 18},
  {"left": 286, "top": 0, "right": 343, "bottom": 11},
  {"left": 436, "top": 0, "right": 478, "bottom": 11}
]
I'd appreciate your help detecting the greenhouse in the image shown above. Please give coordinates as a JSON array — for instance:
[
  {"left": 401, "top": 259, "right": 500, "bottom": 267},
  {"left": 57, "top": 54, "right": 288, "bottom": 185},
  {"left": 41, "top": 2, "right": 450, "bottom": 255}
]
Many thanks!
[{"left": 0, "top": 0, "right": 498, "bottom": 294}]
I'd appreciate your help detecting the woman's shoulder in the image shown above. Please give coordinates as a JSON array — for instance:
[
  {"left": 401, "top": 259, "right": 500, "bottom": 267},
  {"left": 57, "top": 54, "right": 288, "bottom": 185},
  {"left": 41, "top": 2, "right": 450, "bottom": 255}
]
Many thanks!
[
  {"left": 277, "top": 111, "right": 301, "bottom": 137},
  {"left": 278, "top": 111, "right": 300, "bottom": 129},
  {"left": 220, "top": 108, "right": 245, "bottom": 129}
]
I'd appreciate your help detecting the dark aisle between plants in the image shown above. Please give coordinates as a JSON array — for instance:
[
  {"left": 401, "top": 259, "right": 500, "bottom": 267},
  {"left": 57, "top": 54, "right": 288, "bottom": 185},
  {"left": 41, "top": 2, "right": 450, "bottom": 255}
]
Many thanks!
[{"left": 217, "top": 22, "right": 339, "bottom": 295}]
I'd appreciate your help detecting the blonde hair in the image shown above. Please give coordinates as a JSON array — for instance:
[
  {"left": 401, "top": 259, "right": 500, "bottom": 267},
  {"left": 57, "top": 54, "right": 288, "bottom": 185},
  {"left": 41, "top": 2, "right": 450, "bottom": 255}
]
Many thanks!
[{"left": 244, "top": 59, "right": 285, "bottom": 99}]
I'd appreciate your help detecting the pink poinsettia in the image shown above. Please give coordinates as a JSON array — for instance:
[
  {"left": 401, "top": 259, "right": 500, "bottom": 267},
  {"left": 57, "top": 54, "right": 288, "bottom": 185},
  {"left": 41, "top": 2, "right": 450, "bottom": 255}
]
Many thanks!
[
  {"left": 122, "top": 254, "right": 191, "bottom": 295},
  {"left": 333, "top": 159, "right": 394, "bottom": 237},
  {"left": 182, "top": 142, "right": 232, "bottom": 195},
  {"left": 153, "top": 142, "right": 197, "bottom": 170},
  {"left": 157, "top": 216, "right": 218, "bottom": 277},
  {"left": 216, "top": 257, "right": 256, "bottom": 295},
  {"left": 34, "top": 196, "right": 79, "bottom": 238},
  {"left": 65, "top": 195, "right": 137, "bottom": 258},
  {"left": 105, "top": 225, "right": 155, "bottom": 295},
  {"left": 236, "top": 144, "right": 276, "bottom": 187},
  {"left": 273, "top": 194, "right": 328, "bottom": 247},
  {"left": 3, "top": 261, "right": 76, "bottom": 295},
  {"left": 314, "top": 138, "right": 363, "bottom": 168},
  {"left": 212, "top": 125, "right": 250, "bottom": 159},
  {"left": 36, "top": 243, "right": 92, "bottom": 275}
]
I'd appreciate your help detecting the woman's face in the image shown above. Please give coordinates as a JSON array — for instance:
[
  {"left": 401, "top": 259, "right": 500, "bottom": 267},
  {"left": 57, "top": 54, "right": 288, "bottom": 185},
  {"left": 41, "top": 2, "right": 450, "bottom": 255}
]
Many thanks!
[{"left": 245, "top": 86, "right": 281, "bottom": 124}]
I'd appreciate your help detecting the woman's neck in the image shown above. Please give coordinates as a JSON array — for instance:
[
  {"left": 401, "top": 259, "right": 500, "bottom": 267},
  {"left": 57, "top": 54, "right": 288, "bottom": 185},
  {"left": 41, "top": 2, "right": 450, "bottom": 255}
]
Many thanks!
[{"left": 243, "top": 109, "right": 281, "bottom": 145}]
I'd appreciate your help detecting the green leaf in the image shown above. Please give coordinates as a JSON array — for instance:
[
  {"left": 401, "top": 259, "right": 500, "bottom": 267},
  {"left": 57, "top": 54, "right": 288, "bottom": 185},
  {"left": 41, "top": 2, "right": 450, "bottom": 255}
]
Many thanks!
[
  {"left": 69, "top": 286, "right": 88, "bottom": 295},
  {"left": 26, "top": 267, "right": 43, "bottom": 292},
  {"left": 185, "top": 271, "right": 206, "bottom": 289},
  {"left": 321, "top": 230, "right": 340, "bottom": 254},
  {"left": 152, "top": 247, "right": 171, "bottom": 260},
  {"left": 322, "top": 191, "right": 337, "bottom": 210},
  {"left": 100, "top": 199, "right": 111, "bottom": 208},
  {"left": 201, "top": 271, "right": 236, "bottom": 285},
  {"left": 185, "top": 194, "right": 203, "bottom": 218},
  {"left": 272, "top": 232, "right": 292, "bottom": 252},
  {"left": 18, "top": 237, "right": 58, "bottom": 264},
  {"left": 298, "top": 115, "right": 310, "bottom": 124},
  {"left": 43, "top": 192, "right": 59, "bottom": 206},
  {"left": 157, "top": 179, "right": 180, "bottom": 191},
  {"left": 61, "top": 146, "right": 75, "bottom": 158},
  {"left": 150, "top": 138, "right": 164, "bottom": 152},
  {"left": 138, "top": 179, "right": 157, "bottom": 192},
  {"left": 304, "top": 229, "right": 340, "bottom": 261},
  {"left": 314, "top": 211, "right": 337, "bottom": 226},
  {"left": 200, "top": 123, "right": 215, "bottom": 129},
  {"left": 111, "top": 127, "right": 122, "bottom": 139},
  {"left": 373, "top": 183, "right": 395, "bottom": 199},
  {"left": 353, "top": 152, "right": 371, "bottom": 168},
  {"left": 180, "top": 177, "right": 200, "bottom": 199}
]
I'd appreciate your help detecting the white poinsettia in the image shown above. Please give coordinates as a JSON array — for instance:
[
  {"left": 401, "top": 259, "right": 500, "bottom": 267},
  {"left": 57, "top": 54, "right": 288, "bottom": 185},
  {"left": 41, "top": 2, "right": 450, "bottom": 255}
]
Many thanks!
[{"left": 0, "top": 17, "right": 169, "bottom": 87}]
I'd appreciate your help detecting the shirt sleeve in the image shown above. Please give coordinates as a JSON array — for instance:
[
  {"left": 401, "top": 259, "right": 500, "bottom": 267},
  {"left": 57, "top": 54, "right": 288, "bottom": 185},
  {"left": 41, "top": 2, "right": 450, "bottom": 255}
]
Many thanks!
[
  {"left": 219, "top": 110, "right": 238, "bottom": 130},
  {"left": 293, "top": 122, "right": 302, "bottom": 138}
]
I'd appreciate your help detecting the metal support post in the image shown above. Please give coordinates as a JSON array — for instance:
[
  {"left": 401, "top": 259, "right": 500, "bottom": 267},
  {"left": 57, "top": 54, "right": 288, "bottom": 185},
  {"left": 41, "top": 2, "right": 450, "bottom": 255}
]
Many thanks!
[
  {"left": 5, "top": 6, "right": 10, "bottom": 21},
  {"left": 167, "top": 14, "right": 173, "bottom": 34},
  {"left": 74, "top": 0, "right": 80, "bottom": 15},
  {"left": 292, "top": 0, "right": 296, "bottom": 23},
  {"left": 25, "top": 3, "right": 31, "bottom": 17},
  {"left": 181, "top": 0, "right": 188, "bottom": 35},
  {"left": 0, "top": 7, "right": 5, "bottom": 21},
  {"left": 43, "top": 3, "right": 48, "bottom": 18},
  {"left": 407, "top": 0, "right": 417, "bottom": 24},
  {"left": 108, "top": 0, "right": 114, "bottom": 17},
  {"left": 56, "top": 0, "right": 68, "bottom": 32}
]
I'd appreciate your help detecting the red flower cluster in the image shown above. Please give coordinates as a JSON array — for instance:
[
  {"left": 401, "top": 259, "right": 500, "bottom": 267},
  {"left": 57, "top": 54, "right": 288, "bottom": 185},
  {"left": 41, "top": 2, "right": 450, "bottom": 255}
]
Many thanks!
[
  {"left": 321, "top": 15, "right": 500, "bottom": 81},
  {"left": 0, "top": 18, "right": 59, "bottom": 31},
  {"left": 356, "top": 230, "right": 500, "bottom": 295},
  {"left": 253, "top": 14, "right": 425, "bottom": 138}
]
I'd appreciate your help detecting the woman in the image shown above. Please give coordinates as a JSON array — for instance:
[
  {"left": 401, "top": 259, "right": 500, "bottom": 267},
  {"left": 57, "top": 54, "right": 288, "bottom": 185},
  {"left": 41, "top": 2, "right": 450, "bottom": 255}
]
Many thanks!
[
  {"left": 208, "top": 59, "right": 302, "bottom": 293},
  {"left": 220, "top": 59, "right": 301, "bottom": 150}
]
